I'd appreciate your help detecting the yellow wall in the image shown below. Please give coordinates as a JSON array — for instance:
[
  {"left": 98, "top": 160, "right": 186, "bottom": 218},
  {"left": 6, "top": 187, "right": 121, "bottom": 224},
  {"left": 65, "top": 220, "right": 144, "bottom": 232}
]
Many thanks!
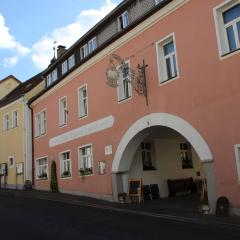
[
  {"left": 0, "top": 99, "right": 25, "bottom": 186},
  {"left": 0, "top": 77, "right": 20, "bottom": 100},
  {"left": 0, "top": 80, "right": 44, "bottom": 187}
]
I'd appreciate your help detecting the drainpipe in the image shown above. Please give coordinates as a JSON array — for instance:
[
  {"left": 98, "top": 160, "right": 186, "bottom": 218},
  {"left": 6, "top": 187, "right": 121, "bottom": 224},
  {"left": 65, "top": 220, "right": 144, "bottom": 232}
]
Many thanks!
[{"left": 28, "top": 103, "right": 35, "bottom": 186}]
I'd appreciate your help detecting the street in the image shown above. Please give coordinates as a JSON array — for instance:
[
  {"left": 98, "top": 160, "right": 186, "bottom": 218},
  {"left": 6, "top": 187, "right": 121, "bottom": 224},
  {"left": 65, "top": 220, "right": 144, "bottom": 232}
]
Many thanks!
[{"left": 0, "top": 194, "right": 239, "bottom": 240}]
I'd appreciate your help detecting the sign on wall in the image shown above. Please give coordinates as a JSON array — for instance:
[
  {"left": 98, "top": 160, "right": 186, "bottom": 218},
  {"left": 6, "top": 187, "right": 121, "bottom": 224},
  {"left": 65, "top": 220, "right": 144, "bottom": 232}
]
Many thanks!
[{"left": 16, "top": 163, "right": 24, "bottom": 175}]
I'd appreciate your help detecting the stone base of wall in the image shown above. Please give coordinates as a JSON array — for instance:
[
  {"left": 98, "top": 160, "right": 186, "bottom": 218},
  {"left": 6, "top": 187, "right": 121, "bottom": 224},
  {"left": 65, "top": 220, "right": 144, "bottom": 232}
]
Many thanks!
[
  {"left": 230, "top": 208, "right": 240, "bottom": 216},
  {"left": 59, "top": 188, "right": 113, "bottom": 202},
  {"left": 0, "top": 184, "right": 24, "bottom": 190}
]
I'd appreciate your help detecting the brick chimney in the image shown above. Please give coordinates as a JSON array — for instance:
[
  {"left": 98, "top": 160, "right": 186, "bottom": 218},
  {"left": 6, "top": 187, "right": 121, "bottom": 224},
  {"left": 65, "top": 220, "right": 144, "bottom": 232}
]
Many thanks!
[{"left": 57, "top": 45, "right": 67, "bottom": 58}]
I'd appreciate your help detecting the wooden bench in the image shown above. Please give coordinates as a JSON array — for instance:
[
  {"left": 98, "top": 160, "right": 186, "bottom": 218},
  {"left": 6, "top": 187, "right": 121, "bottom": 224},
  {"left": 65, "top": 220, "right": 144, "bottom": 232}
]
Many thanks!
[{"left": 167, "top": 177, "right": 196, "bottom": 197}]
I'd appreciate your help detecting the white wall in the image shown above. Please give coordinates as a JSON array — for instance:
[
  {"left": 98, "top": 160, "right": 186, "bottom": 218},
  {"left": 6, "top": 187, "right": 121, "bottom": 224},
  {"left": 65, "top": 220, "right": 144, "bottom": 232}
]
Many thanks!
[{"left": 129, "top": 138, "right": 204, "bottom": 197}]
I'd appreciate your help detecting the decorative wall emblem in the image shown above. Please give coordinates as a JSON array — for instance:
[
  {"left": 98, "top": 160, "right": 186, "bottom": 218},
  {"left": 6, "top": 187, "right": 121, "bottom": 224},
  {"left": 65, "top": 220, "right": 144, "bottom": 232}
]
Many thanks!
[{"left": 106, "top": 54, "right": 149, "bottom": 105}]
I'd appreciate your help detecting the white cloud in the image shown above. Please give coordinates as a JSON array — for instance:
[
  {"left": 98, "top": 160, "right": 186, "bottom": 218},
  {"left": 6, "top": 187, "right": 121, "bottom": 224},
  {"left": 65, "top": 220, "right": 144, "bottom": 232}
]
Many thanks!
[
  {"left": 0, "top": 14, "right": 30, "bottom": 67},
  {"left": 31, "top": 0, "right": 117, "bottom": 70},
  {"left": 3, "top": 56, "right": 18, "bottom": 68}
]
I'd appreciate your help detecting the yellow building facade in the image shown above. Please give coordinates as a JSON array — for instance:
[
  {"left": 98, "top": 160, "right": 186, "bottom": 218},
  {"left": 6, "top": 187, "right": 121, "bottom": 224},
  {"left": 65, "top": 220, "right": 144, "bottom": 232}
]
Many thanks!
[
  {"left": 0, "top": 74, "right": 44, "bottom": 189},
  {"left": 0, "top": 75, "right": 20, "bottom": 100}
]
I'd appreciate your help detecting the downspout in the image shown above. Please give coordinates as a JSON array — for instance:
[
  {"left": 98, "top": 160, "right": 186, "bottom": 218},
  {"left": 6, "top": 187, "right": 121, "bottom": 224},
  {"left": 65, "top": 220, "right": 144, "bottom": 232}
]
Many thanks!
[{"left": 28, "top": 103, "right": 35, "bottom": 186}]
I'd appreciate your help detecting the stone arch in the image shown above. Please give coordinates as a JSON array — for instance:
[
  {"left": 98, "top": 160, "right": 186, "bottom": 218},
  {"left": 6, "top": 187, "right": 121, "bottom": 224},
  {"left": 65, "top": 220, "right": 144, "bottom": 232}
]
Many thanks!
[{"left": 112, "top": 113, "right": 216, "bottom": 213}]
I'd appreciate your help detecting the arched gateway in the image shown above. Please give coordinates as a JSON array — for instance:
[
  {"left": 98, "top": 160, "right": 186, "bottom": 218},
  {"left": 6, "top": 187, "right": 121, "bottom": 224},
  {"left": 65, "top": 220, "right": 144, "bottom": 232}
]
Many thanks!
[{"left": 112, "top": 113, "right": 216, "bottom": 213}]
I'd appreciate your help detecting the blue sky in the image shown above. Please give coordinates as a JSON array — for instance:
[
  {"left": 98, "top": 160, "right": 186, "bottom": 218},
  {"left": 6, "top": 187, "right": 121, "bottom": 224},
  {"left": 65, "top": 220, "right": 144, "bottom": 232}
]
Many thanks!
[{"left": 0, "top": 0, "right": 122, "bottom": 82}]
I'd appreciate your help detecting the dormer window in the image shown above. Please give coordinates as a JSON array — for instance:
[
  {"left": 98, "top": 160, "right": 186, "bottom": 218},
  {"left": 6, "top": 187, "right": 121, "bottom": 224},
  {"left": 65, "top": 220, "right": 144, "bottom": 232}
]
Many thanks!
[
  {"left": 62, "top": 54, "right": 75, "bottom": 75},
  {"left": 46, "top": 68, "right": 58, "bottom": 87},
  {"left": 80, "top": 37, "right": 97, "bottom": 60},
  {"left": 155, "top": 0, "right": 164, "bottom": 5},
  {"left": 88, "top": 37, "right": 97, "bottom": 54},
  {"left": 118, "top": 11, "right": 129, "bottom": 31}
]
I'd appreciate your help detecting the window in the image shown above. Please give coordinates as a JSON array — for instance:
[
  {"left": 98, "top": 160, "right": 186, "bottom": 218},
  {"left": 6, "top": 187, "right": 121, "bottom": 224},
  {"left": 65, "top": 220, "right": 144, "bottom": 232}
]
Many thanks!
[
  {"left": 12, "top": 110, "right": 18, "bottom": 128},
  {"left": 35, "top": 110, "right": 46, "bottom": 137},
  {"left": 80, "top": 44, "right": 89, "bottom": 60},
  {"left": 155, "top": 0, "right": 164, "bottom": 4},
  {"left": 78, "top": 145, "right": 93, "bottom": 176},
  {"left": 59, "top": 97, "right": 67, "bottom": 126},
  {"left": 214, "top": 1, "right": 240, "bottom": 56},
  {"left": 8, "top": 156, "right": 14, "bottom": 168},
  {"left": 62, "top": 60, "right": 68, "bottom": 75},
  {"left": 35, "top": 113, "right": 41, "bottom": 137},
  {"left": 78, "top": 85, "right": 88, "bottom": 118},
  {"left": 118, "top": 11, "right": 129, "bottom": 31},
  {"left": 141, "top": 142, "right": 156, "bottom": 171},
  {"left": 180, "top": 142, "right": 193, "bottom": 169},
  {"left": 156, "top": 33, "right": 179, "bottom": 83},
  {"left": 234, "top": 144, "right": 240, "bottom": 182},
  {"left": 60, "top": 151, "right": 71, "bottom": 178},
  {"left": 88, "top": 37, "right": 97, "bottom": 54},
  {"left": 62, "top": 55, "right": 75, "bottom": 75},
  {"left": 117, "top": 61, "right": 132, "bottom": 102},
  {"left": 46, "top": 69, "right": 58, "bottom": 87},
  {"left": 41, "top": 110, "right": 47, "bottom": 135},
  {"left": 68, "top": 54, "right": 75, "bottom": 69},
  {"left": 3, "top": 113, "right": 10, "bottom": 131},
  {"left": 36, "top": 157, "right": 48, "bottom": 180},
  {"left": 80, "top": 37, "right": 97, "bottom": 60}
]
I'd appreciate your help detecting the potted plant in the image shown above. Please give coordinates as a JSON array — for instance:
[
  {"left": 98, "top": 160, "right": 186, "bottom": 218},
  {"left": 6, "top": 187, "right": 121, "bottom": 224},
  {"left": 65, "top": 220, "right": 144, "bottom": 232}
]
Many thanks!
[
  {"left": 38, "top": 172, "right": 47, "bottom": 179},
  {"left": 61, "top": 171, "right": 71, "bottom": 178}
]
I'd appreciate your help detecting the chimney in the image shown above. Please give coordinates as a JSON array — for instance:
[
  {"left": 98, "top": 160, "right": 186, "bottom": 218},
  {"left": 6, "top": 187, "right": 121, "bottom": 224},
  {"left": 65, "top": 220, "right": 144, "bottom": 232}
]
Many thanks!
[{"left": 57, "top": 45, "right": 67, "bottom": 58}]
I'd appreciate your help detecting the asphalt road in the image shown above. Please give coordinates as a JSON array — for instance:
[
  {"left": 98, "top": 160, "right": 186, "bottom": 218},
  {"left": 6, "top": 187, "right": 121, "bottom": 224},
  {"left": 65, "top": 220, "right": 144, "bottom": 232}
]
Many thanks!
[{"left": 0, "top": 194, "right": 239, "bottom": 240}]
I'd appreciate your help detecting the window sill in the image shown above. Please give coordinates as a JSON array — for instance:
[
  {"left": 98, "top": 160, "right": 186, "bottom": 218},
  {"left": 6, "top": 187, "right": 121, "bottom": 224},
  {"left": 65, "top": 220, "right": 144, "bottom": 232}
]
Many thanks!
[
  {"left": 60, "top": 175, "right": 72, "bottom": 180},
  {"left": 221, "top": 48, "right": 240, "bottom": 59},
  {"left": 118, "top": 96, "right": 132, "bottom": 104},
  {"left": 143, "top": 168, "right": 157, "bottom": 171},
  {"left": 36, "top": 178, "right": 48, "bottom": 181}
]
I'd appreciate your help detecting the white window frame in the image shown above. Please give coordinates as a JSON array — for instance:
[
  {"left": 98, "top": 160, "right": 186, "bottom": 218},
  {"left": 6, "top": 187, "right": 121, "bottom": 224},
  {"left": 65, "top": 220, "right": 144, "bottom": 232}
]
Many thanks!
[
  {"left": 80, "top": 44, "right": 89, "bottom": 60},
  {"left": 12, "top": 109, "right": 19, "bottom": 128},
  {"left": 68, "top": 54, "right": 75, "bottom": 69},
  {"left": 118, "top": 11, "right": 129, "bottom": 31},
  {"left": 62, "top": 60, "right": 68, "bottom": 75},
  {"left": 40, "top": 110, "right": 47, "bottom": 135},
  {"left": 213, "top": 0, "right": 240, "bottom": 58},
  {"left": 8, "top": 156, "right": 14, "bottom": 168},
  {"left": 88, "top": 37, "right": 97, "bottom": 54},
  {"left": 35, "top": 110, "right": 46, "bottom": 137},
  {"left": 3, "top": 113, "right": 10, "bottom": 131},
  {"left": 78, "top": 84, "right": 88, "bottom": 119},
  {"left": 78, "top": 144, "right": 94, "bottom": 176},
  {"left": 46, "top": 73, "right": 52, "bottom": 87},
  {"left": 60, "top": 150, "right": 72, "bottom": 178},
  {"left": 59, "top": 96, "right": 68, "bottom": 127},
  {"left": 234, "top": 144, "right": 240, "bottom": 183},
  {"left": 35, "top": 113, "right": 41, "bottom": 137},
  {"left": 156, "top": 32, "right": 179, "bottom": 84},
  {"left": 155, "top": 0, "right": 163, "bottom": 4},
  {"left": 117, "top": 60, "right": 132, "bottom": 103},
  {"left": 35, "top": 157, "right": 48, "bottom": 180}
]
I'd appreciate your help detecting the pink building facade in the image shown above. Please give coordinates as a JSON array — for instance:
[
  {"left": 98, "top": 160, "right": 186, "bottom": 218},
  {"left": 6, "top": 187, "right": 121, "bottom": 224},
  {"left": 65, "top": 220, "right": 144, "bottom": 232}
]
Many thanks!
[{"left": 30, "top": 0, "right": 240, "bottom": 215}]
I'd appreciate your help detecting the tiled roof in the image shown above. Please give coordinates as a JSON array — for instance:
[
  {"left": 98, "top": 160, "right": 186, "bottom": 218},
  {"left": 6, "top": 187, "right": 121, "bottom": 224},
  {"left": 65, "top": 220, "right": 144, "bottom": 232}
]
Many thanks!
[{"left": 0, "top": 73, "right": 44, "bottom": 108}]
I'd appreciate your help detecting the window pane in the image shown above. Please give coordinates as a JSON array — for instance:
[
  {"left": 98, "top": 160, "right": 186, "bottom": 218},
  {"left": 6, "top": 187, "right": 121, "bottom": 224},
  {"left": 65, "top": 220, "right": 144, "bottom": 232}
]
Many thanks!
[
  {"left": 223, "top": 4, "right": 240, "bottom": 24},
  {"left": 163, "top": 41, "right": 174, "bottom": 56},
  {"left": 173, "top": 54, "right": 177, "bottom": 77},
  {"left": 226, "top": 26, "right": 237, "bottom": 51},
  {"left": 237, "top": 21, "right": 240, "bottom": 41},
  {"left": 166, "top": 58, "right": 172, "bottom": 79}
]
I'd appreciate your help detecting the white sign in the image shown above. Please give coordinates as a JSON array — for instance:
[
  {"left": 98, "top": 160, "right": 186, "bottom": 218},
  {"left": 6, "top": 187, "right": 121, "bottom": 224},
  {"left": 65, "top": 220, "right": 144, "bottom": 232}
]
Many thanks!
[
  {"left": 49, "top": 116, "right": 114, "bottom": 147},
  {"left": 16, "top": 163, "right": 24, "bottom": 175},
  {"left": 105, "top": 145, "right": 112, "bottom": 155}
]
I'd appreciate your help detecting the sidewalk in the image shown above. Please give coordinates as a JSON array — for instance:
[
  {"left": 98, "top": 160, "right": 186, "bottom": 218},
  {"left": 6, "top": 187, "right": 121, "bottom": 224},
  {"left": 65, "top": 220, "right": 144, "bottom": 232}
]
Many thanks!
[{"left": 0, "top": 189, "right": 239, "bottom": 230}]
